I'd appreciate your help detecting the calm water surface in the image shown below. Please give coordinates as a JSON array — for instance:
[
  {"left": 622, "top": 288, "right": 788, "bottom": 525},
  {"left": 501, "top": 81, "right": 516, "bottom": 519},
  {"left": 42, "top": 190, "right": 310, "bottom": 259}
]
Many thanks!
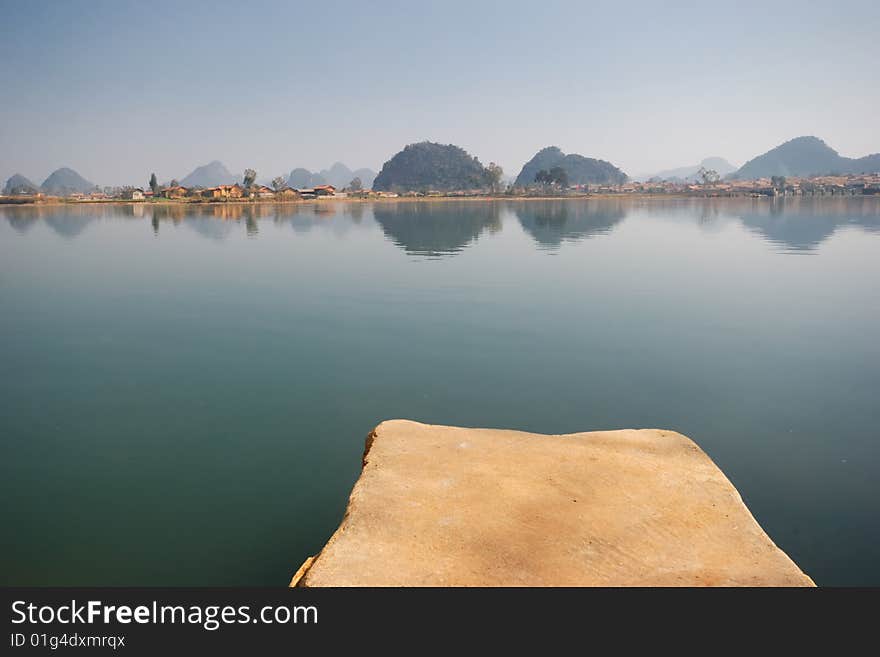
[{"left": 1, "top": 198, "right": 878, "bottom": 585}]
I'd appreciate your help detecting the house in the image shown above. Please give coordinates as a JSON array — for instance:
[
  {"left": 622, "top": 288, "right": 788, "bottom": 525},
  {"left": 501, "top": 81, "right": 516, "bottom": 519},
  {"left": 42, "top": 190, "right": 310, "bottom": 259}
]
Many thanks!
[
  {"left": 162, "top": 185, "right": 189, "bottom": 199},
  {"left": 122, "top": 188, "right": 145, "bottom": 201},
  {"left": 204, "top": 184, "right": 244, "bottom": 199},
  {"left": 275, "top": 187, "right": 300, "bottom": 199},
  {"left": 313, "top": 184, "right": 336, "bottom": 197},
  {"left": 255, "top": 185, "right": 275, "bottom": 199}
]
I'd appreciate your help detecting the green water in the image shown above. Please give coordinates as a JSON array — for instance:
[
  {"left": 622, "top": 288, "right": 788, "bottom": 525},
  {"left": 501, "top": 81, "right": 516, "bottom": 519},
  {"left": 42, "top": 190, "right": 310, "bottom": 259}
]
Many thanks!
[{"left": 1, "top": 198, "right": 878, "bottom": 586}]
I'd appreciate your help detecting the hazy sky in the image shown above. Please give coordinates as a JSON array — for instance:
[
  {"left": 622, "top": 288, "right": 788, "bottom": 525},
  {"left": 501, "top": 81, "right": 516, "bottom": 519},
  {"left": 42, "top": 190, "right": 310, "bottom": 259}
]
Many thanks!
[{"left": 1, "top": 0, "right": 878, "bottom": 187}]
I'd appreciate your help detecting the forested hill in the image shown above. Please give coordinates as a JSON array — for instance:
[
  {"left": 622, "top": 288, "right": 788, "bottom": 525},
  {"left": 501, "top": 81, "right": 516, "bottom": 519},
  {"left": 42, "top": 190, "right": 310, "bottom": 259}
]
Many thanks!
[
  {"left": 372, "top": 142, "right": 490, "bottom": 192},
  {"left": 515, "top": 147, "right": 627, "bottom": 186},
  {"left": 40, "top": 168, "right": 95, "bottom": 195},
  {"left": 3, "top": 174, "right": 40, "bottom": 195},
  {"left": 732, "top": 136, "right": 880, "bottom": 178}
]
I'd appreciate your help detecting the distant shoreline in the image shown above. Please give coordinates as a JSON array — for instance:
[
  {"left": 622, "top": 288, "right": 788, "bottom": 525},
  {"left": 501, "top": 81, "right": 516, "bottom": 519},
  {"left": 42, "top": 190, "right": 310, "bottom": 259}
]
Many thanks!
[{"left": 3, "top": 192, "right": 878, "bottom": 207}]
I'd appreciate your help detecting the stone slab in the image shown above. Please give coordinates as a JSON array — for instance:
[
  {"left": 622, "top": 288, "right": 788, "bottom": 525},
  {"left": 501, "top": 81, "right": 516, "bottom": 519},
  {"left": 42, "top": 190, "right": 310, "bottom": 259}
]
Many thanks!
[{"left": 294, "top": 420, "right": 813, "bottom": 586}]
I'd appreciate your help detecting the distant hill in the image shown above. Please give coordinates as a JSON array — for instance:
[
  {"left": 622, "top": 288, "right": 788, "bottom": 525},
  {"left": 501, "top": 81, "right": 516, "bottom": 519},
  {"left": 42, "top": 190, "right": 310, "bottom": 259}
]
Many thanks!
[
  {"left": 642, "top": 157, "right": 737, "bottom": 182},
  {"left": 180, "top": 161, "right": 237, "bottom": 188},
  {"left": 732, "top": 136, "right": 880, "bottom": 179},
  {"left": 514, "top": 147, "right": 627, "bottom": 187},
  {"left": 3, "top": 173, "right": 40, "bottom": 195},
  {"left": 854, "top": 153, "right": 880, "bottom": 172},
  {"left": 287, "top": 168, "right": 326, "bottom": 188},
  {"left": 351, "top": 168, "right": 377, "bottom": 189},
  {"left": 373, "top": 142, "right": 490, "bottom": 192},
  {"left": 40, "top": 168, "right": 95, "bottom": 195},
  {"left": 286, "top": 163, "right": 376, "bottom": 190},
  {"left": 322, "top": 162, "right": 367, "bottom": 189},
  {"left": 323, "top": 162, "right": 353, "bottom": 188}
]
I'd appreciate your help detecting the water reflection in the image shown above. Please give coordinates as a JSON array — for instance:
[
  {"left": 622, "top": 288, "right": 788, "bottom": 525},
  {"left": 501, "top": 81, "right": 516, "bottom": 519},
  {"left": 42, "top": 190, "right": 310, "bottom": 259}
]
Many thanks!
[
  {"left": 186, "top": 216, "right": 237, "bottom": 240},
  {"left": 3, "top": 197, "right": 879, "bottom": 589},
  {"left": 372, "top": 201, "right": 501, "bottom": 258},
  {"left": 6, "top": 213, "right": 39, "bottom": 234},
  {"left": 512, "top": 200, "right": 627, "bottom": 250},
  {"left": 0, "top": 205, "right": 99, "bottom": 238},
  {"left": 738, "top": 197, "right": 880, "bottom": 253},
  {"left": 44, "top": 213, "right": 95, "bottom": 239},
  {"left": 2, "top": 198, "right": 879, "bottom": 255},
  {"left": 270, "top": 203, "right": 371, "bottom": 237}
]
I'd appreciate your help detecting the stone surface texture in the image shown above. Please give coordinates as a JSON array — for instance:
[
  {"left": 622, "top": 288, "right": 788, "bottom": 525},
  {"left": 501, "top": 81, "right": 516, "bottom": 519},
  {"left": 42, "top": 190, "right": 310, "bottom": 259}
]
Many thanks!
[{"left": 293, "top": 420, "right": 813, "bottom": 587}]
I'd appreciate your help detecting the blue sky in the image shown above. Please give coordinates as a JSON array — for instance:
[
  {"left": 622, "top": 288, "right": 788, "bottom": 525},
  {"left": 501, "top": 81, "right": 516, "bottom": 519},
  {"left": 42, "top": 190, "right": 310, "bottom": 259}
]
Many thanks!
[{"left": 1, "top": 0, "right": 878, "bottom": 186}]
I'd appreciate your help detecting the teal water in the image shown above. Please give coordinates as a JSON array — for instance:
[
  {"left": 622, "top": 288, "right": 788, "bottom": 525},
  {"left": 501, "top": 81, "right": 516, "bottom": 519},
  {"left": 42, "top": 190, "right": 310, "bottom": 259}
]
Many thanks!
[{"left": 1, "top": 198, "right": 878, "bottom": 586}]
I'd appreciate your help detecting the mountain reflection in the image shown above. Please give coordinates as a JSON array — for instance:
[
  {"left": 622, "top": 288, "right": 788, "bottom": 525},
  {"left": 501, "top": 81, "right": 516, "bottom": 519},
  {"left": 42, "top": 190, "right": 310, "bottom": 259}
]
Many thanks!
[
  {"left": 186, "top": 216, "right": 237, "bottom": 240},
  {"left": 513, "top": 200, "right": 627, "bottom": 249},
  {"left": 2, "top": 199, "right": 878, "bottom": 254},
  {"left": 45, "top": 214, "right": 95, "bottom": 238},
  {"left": 372, "top": 201, "right": 501, "bottom": 257},
  {"left": 270, "top": 204, "right": 374, "bottom": 237},
  {"left": 4, "top": 212, "right": 39, "bottom": 234},
  {"left": 735, "top": 197, "right": 880, "bottom": 253},
  {"left": 0, "top": 205, "right": 98, "bottom": 238}
]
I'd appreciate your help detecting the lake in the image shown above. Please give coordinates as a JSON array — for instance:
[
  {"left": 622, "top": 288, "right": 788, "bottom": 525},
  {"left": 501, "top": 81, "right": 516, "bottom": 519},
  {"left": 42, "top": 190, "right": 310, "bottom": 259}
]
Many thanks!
[{"left": 1, "top": 197, "right": 878, "bottom": 586}]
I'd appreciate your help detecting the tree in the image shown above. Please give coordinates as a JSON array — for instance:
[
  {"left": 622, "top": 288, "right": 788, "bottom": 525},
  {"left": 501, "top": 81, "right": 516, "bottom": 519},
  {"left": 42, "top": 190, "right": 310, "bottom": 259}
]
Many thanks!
[
  {"left": 534, "top": 169, "right": 550, "bottom": 186},
  {"left": 169, "top": 179, "right": 179, "bottom": 187},
  {"left": 698, "top": 167, "right": 720, "bottom": 185},
  {"left": 771, "top": 175, "right": 786, "bottom": 192},
  {"left": 486, "top": 162, "right": 504, "bottom": 193},
  {"left": 272, "top": 176, "right": 286, "bottom": 192},
  {"left": 549, "top": 166, "right": 569, "bottom": 189},
  {"left": 149, "top": 173, "right": 158, "bottom": 195},
  {"left": 348, "top": 177, "right": 363, "bottom": 192},
  {"left": 243, "top": 169, "right": 257, "bottom": 188}
]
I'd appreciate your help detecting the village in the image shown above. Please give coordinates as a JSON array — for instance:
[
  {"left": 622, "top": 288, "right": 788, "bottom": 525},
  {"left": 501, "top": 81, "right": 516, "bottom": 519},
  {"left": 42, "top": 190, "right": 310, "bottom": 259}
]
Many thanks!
[
  {"left": 0, "top": 181, "right": 405, "bottom": 203},
  {"left": 620, "top": 173, "right": 880, "bottom": 197},
  {"left": 2, "top": 172, "right": 879, "bottom": 204}
]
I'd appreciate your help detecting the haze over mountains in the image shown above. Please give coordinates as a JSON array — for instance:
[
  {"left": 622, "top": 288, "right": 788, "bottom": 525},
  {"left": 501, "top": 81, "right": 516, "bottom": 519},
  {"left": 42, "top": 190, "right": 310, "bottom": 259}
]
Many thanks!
[
  {"left": 39, "top": 168, "right": 96, "bottom": 195},
  {"left": 179, "top": 161, "right": 237, "bottom": 187},
  {"left": 4, "top": 136, "right": 879, "bottom": 197},
  {"left": 638, "top": 157, "right": 737, "bottom": 182},
  {"left": 287, "top": 163, "right": 376, "bottom": 190},
  {"left": 3, "top": 168, "right": 98, "bottom": 195},
  {"left": 175, "top": 161, "right": 376, "bottom": 189},
  {"left": 3, "top": 167, "right": 95, "bottom": 196},
  {"left": 2, "top": 174, "right": 40, "bottom": 196}
]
